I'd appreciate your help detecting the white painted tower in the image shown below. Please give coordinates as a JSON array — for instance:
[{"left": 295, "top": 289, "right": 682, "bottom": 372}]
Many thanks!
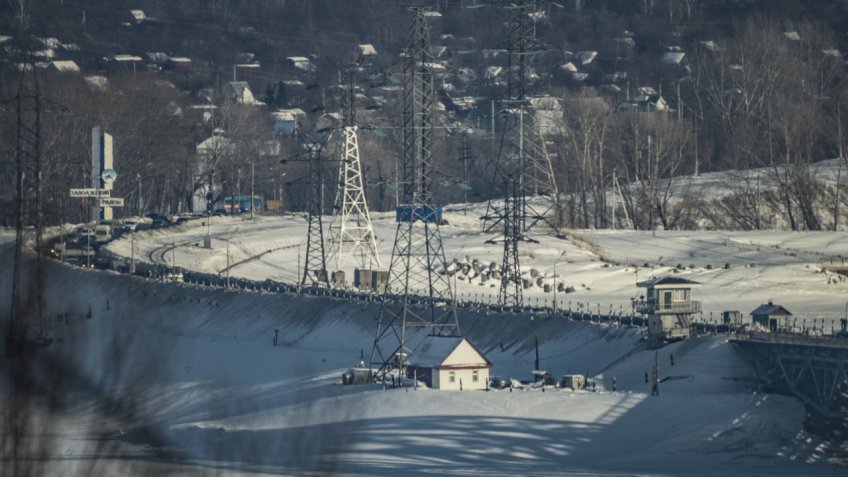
[{"left": 327, "top": 126, "right": 381, "bottom": 270}]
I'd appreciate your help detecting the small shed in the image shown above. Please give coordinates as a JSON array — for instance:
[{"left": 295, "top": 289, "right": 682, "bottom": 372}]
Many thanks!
[
  {"left": 751, "top": 301, "right": 792, "bottom": 331},
  {"left": 271, "top": 108, "right": 306, "bottom": 135},
  {"left": 407, "top": 336, "right": 491, "bottom": 390}
]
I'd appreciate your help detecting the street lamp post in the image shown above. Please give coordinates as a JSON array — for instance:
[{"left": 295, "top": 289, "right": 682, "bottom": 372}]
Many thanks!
[
  {"left": 553, "top": 251, "right": 567, "bottom": 315},
  {"left": 250, "top": 159, "right": 256, "bottom": 220},
  {"left": 226, "top": 239, "right": 231, "bottom": 287}
]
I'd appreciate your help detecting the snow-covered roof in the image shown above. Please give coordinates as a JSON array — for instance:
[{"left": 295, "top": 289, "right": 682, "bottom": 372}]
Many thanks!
[
  {"left": 575, "top": 50, "right": 597, "bottom": 65},
  {"left": 409, "top": 336, "right": 489, "bottom": 369},
  {"left": 0, "top": 35, "right": 12, "bottom": 44},
  {"left": 751, "top": 302, "right": 793, "bottom": 317},
  {"left": 784, "top": 31, "right": 800, "bottom": 41},
  {"left": 168, "top": 57, "right": 192, "bottom": 63},
  {"left": 112, "top": 54, "right": 143, "bottom": 62},
  {"left": 422, "top": 10, "right": 442, "bottom": 17},
  {"left": 50, "top": 60, "right": 79, "bottom": 72},
  {"left": 197, "top": 134, "right": 233, "bottom": 155},
  {"left": 662, "top": 52, "right": 686, "bottom": 65},
  {"left": 130, "top": 10, "right": 146, "bottom": 22},
  {"left": 560, "top": 62, "right": 578, "bottom": 73},
  {"left": 823, "top": 48, "right": 841, "bottom": 58},
  {"left": 637, "top": 276, "right": 700, "bottom": 289},
  {"left": 638, "top": 86, "right": 657, "bottom": 96},
  {"left": 229, "top": 81, "right": 257, "bottom": 104},
  {"left": 271, "top": 109, "right": 306, "bottom": 121},
  {"left": 287, "top": 56, "right": 315, "bottom": 71},
  {"left": 34, "top": 49, "right": 55, "bottom": 58},
  {"left": 358, "top": 44, "right": 377, "bottom": 56}
]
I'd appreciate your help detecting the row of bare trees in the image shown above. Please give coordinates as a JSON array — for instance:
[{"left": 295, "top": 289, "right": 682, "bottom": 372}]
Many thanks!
[{"left": 549, "top": 19, "right": 848, "bottom": 231}]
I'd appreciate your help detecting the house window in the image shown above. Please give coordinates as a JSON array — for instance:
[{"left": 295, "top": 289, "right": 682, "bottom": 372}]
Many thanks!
[
  {"left": 449, "top": 371, "right": 456, "bottom": 383},
  {"left": 472, "top": 370, "right": 479, "bottom": 382}
]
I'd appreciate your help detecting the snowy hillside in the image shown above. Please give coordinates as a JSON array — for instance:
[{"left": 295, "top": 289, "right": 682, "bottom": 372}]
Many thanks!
[
  {"left": 3, "top": 204, "right": 846, "bottom": 474},
  {"left": 0, "top": 240, "right": 840, "bottom": 475},
  {"left": 107, "top": 203, "right": 848, "bottom": 326}
]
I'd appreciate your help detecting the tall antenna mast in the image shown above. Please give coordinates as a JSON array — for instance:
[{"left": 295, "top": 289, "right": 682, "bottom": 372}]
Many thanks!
[
  {"left": 370, "top": 6, "right": 460, "bottom": 380},
  {"left": 327, "top": 66, "right": 381, "bottom": 270},
  {"left": 481, "top": 0, "right": 560, "bottom": 235}
]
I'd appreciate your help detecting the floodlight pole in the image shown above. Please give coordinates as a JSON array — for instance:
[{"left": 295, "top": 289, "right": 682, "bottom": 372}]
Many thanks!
[{"left": 250, "top": 159, "right": 255, "bottom": 220}]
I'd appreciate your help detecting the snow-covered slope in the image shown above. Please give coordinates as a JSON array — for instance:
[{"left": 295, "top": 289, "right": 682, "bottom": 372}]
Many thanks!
[{"left": 1, "top": 241, "right": 841, "bottom": 475}]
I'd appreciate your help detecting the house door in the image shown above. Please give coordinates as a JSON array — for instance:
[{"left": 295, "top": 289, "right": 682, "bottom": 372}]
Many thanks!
[{"left": 663, "top": 291, "right": 672, "bottom": 310}]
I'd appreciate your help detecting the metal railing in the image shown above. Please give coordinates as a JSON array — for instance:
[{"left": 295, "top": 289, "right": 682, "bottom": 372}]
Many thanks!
[{"left": 633, "top": 299, "right": 701, "bottom": 315}]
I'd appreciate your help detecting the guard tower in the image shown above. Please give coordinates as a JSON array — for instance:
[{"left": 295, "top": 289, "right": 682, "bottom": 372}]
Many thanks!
[{"left": 635, "top": 276, "right": 701, "bottom": 348}]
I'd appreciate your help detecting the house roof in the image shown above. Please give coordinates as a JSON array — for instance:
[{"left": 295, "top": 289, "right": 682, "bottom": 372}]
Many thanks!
[
  {"left": 637, "top": 276, "right": 700, "bottom": 288},
  {"left": 197, "top": 134, "right": 233, "bottom": 155},
  {"left": 50, "top": 60, "right": 79, "bottom": 72},
  {"left": 751, "top": 302, "right": 793, "bottom": 317},
  {"left": 229, "top": 81, "right": 252, "bottom": 97},
  {"left": 358, "top": 44, "right": 377, "bottom": 56},
  {"left": 409, "top": 336, "right": 490, "bottom": 369},
  {"left": 271, "top": 109, "right": 306, "bottom": 121},
  {"left": 661, "top": 51, "right": 685, "bottom": 65},
  {"left": 574, "top": 50, "right": 597, "bottom": 65},
  {"left": 112, "top": 54, "right": 143, "bottom": 62}
]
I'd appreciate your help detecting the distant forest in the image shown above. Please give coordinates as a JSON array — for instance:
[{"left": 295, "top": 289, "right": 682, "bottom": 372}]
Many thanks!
[{"left": 3, "top": 0, "right": 848, "bottom": 231}]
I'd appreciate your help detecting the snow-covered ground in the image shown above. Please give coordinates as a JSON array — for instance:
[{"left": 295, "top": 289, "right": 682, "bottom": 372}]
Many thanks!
[
  {"left": 108, "top": 203, "right": 848, "bottom": 325},
  {"left": 3, "top": 208, "right": 847, "bottom": 475}
]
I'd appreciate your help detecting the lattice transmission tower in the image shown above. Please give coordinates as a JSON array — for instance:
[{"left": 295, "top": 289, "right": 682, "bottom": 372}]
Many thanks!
[
  {"left": 327, "top": 67, "right": 381, "bottom": 270},
  {"left": 499, "top": 176, "right": 524, "bottom": 306},
  {"left": 481, "top": 0, "right": 560, "bottom": 235},
  {"left": 300, "top": 138, "right": 329, "bottom": 287},
  {"left": 370, "top": 7, "right": 460, "bottom": 379},
  {"left": 6, "top": 58, "right": 47, "bottom": 357}
]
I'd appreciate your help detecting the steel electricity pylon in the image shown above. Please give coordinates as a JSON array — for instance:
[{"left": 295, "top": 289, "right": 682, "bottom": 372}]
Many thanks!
[
  {"left": 282, "top": 133, "right": 332, "bottom": 287},
  {"left": 370, "top": 6, "right": 460, "bottom": 380},
  {"left": 499, "top": 176, "right": 523, "bottom": 307},
  {"left": 6, "top": 56, "right": 47, "bottom": 357},
  {"left": 327, "top": 66, "right": 381, "bottom": 270},
  {"left": 481, "top": 0, "right": 560, "bottom": 235}
]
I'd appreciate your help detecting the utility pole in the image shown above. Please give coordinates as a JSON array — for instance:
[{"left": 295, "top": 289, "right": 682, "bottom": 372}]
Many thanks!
[
  {"left": 250, "top": 159, "right": 255, "bottom": 220},
  {"left": 137, "top": 172, "right": 143, "bottom": 216}
]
